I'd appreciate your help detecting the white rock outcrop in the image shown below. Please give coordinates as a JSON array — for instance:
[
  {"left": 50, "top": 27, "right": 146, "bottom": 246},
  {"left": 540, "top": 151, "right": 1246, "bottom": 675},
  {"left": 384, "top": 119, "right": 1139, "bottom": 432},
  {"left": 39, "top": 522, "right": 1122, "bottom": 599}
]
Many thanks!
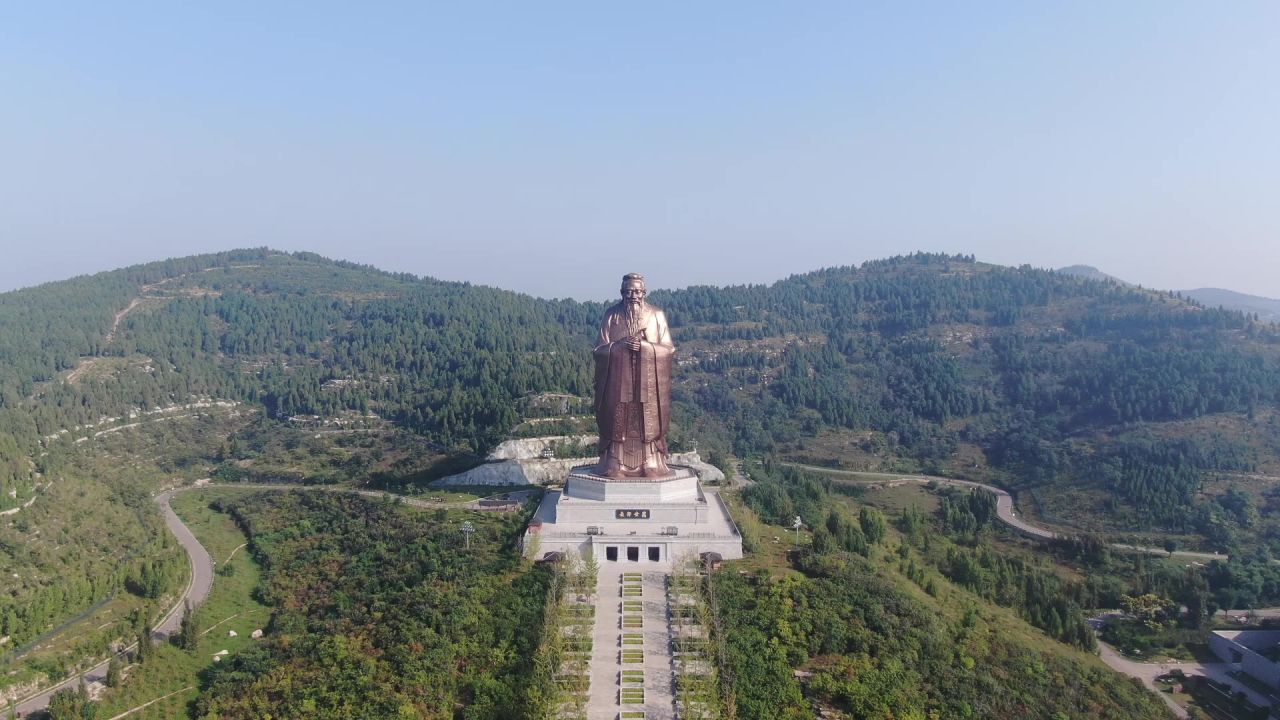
[
  {"left": 432, "top": 449, "right": 724, "bottom": 487},
  {"left": 486, "top": 435, "right": 598, "bottom": 460}
]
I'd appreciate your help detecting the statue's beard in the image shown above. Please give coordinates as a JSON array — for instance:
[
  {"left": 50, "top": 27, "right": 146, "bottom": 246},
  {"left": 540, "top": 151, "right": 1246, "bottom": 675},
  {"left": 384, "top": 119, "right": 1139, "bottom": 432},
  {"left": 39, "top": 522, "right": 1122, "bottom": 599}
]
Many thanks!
[{"left": 623, "top": 302, "right": 646, "bottom": 336}]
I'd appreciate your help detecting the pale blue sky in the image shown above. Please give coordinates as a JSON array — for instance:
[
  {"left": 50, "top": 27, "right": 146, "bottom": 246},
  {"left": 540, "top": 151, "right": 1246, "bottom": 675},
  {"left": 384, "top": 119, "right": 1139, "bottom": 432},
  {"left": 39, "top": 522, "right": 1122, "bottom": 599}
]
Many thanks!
[{"left": 2, "top": 2, "right": 1277, "bottom": 300}]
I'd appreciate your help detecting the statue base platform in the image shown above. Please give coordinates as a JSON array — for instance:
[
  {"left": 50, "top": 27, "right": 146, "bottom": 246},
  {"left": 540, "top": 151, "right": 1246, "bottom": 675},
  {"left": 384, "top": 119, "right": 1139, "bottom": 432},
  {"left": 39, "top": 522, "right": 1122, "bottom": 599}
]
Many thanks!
[
  {"left": 524, "top": 463, "right": 744, "bottom": 567},
  {"left": 565, "top": 464, "right": 698, "bottom": 503}
]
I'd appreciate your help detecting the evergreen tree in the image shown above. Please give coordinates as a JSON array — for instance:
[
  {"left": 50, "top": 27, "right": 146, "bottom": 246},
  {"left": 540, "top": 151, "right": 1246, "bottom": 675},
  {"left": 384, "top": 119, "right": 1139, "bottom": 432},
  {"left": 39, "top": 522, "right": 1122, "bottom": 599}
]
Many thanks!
[
  {"left": 178, "top": 601, "right": 200, "bottom": 651},
  {"left": 135, "top": 622, "right": 153, "bottom": 663},
  {"left": 105, "top": 654, "right": 122, "bottom": 688},
  {"left": 859, "top": 506, "right": 887, "bottom": 544},
  {"left": 46, "top": 678, "right": 96, "bottom": 720}
]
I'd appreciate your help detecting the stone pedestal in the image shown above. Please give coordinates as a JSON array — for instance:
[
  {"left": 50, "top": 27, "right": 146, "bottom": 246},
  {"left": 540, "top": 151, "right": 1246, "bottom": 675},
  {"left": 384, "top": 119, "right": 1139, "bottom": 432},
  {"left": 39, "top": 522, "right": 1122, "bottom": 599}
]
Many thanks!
[
  {"left": 525, "top": 463, "right": 743, "bottom": 567},
  {"left": 564, "top": 465, "right": 698, "bottom": 503}
]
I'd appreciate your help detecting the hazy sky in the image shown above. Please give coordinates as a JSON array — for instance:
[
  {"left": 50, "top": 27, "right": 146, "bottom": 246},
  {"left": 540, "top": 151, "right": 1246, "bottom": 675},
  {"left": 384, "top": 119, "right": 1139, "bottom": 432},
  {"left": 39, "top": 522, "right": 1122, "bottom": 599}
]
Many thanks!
[{"left": 2, "top": 2, "right": 1277, "bottom": 301}]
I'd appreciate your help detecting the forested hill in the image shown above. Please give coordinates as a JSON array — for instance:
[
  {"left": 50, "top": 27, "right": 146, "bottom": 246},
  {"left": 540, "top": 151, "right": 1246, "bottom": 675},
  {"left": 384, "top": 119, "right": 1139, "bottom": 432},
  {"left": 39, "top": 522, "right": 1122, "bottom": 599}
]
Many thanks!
[
  {"left": 0, "top": 249, "right": 597, "bottom": 508},
  {"left": 4, "top": 250, "right": 1280, "bottom": 548},
  {"left": 660, "top": 255, "right": 1280, "bottom": 547}
]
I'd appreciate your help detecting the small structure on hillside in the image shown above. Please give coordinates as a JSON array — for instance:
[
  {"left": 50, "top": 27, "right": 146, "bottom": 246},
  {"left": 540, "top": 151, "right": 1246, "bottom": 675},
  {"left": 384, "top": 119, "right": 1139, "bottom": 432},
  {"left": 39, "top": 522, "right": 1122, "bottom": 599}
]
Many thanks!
[{"left": 1210, "top": 630, "right": 1280, "bottom": 688}]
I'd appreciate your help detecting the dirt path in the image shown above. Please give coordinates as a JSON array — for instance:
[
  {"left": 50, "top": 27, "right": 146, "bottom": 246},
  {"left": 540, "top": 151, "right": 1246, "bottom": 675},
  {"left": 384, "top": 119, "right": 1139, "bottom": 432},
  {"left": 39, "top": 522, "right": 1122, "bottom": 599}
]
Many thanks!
[
  {"left": 102, "top": 686, "right": 194, "bottom": 720},
  {"left": 103, "top": 297, "right": 145, "bottom": 346},
  {"left": 100, "top": 262, "right": 252, "bottom": 348}
]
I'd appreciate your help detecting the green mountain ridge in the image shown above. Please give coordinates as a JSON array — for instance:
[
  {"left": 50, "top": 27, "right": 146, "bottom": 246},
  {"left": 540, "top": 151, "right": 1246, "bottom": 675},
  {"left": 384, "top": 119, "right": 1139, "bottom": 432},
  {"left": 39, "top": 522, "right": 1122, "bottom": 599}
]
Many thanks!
[
  {"left": 9, "top": 248, "right": 1280, "bottom": 718},
  {"left": 3, "top": 248, "right": 1279, "bottom": 549}
]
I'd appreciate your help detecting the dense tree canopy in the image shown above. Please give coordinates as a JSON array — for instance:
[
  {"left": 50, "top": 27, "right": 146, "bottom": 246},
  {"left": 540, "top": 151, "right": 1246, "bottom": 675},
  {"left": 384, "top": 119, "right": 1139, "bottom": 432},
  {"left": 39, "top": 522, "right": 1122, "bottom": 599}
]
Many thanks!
[
  {"left": 4, "top": 250, "right": 1278, "bottom": 519},
  {"left": 194, "top": 492, "right": 550, "bottom": 719}
]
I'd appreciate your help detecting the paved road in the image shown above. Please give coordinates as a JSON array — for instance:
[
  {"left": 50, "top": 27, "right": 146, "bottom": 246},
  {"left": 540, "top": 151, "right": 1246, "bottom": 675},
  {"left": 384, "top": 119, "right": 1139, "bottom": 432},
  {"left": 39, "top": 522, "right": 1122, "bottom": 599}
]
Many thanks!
[
  {"left": 1095, "top": 640, "right": 1190, "bottom": 719},
  {"left": 153, "top": 489, "right": 216, "bottom": 640},
  {"left": 191, "top": 482, "right": 537, "bottom": 511},
  {"left": 1095, "top": 637, "right": 1277, "bottom": 718},
  {"left": 1218, "top": 607, "right": 1280, "bottom": 620},
  {"left": 12, "top": 482, "right": 534, "bottom": 715},
  {"left": 14, "top": 490, "right": 214, "bottom": 717},
  {"left": 782, "top": 463, "right": 1229, "bottom": 562}
]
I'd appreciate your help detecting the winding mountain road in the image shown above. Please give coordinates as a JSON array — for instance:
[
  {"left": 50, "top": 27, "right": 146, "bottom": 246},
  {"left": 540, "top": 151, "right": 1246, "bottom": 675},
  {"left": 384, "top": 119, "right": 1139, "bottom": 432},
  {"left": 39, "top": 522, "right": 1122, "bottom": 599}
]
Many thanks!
[
  {"left": 13, "top": 490, "right": 214, "bottom": 717},
  {"left": 782, "top": 463, "right": 1228, "bottom": 562},
  {"left": 12, "top": 483, "right": 528, "bottom": 716}
]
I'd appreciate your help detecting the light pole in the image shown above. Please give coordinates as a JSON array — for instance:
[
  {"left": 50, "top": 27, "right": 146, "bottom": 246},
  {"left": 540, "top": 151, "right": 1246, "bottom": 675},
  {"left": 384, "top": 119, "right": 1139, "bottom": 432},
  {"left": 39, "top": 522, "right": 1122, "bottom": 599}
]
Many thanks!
[
  {"left": 791, "top": 516, "right": 803, "bottom": 546},
  {"left": 461, "top": 521, "right": 475, "bottom": 550}
]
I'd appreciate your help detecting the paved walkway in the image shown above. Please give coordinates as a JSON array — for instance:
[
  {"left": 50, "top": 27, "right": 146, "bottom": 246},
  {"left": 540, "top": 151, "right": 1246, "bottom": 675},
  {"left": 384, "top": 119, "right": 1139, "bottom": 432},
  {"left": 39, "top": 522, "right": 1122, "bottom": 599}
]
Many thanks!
[
  {"left": 586, "top": 569, "right": 622, "bottom": 719},
  {"left": 639, "top": 570, "right": 675, "bottom": 720},
  {"left": 586, "top": 566, "right": 675, "bottom": 720}
]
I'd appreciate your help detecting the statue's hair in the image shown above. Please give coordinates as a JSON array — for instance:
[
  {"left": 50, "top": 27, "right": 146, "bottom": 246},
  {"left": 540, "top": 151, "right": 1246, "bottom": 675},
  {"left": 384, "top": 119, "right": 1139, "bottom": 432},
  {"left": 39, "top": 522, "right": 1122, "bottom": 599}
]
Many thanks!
[{"left": 621, "top": 272, "right": 646, "bottom": 286}]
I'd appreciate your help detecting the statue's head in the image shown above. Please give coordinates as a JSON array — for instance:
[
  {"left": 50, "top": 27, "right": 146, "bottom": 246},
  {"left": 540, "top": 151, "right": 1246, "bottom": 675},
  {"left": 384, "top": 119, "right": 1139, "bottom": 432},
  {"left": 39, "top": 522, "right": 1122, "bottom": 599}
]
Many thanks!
[{"left": 620, "top": 273, "right": 646, "bottom": 307}]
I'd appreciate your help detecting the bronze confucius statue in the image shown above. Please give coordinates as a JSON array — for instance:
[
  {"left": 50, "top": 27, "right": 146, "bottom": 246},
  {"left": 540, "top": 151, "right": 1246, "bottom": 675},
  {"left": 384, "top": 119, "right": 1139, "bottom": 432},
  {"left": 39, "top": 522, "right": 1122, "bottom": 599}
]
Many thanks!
[{"left": 593, "top": 273, "right": 674, "bottom": 479}]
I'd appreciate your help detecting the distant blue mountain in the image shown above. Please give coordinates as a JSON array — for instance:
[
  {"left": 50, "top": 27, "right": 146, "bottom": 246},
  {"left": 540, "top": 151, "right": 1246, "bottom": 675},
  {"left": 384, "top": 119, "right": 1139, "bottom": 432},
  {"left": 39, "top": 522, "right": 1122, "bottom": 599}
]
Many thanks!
[
  {"left": 1056, "top": 265, "right": 1280, "bottom": 323},
  {"left": 1055, "top": 265, "right": 1130, "bottom": 285},
  {"left": 1182, "top": 287, "right": 1280, "bottom": 323}
]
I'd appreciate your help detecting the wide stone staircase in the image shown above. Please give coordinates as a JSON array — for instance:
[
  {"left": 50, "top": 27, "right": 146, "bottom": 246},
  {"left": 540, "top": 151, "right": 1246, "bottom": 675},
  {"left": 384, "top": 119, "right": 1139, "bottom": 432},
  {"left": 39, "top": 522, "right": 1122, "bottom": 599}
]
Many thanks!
[{"left": 583, "top": 567, "right": 675, "bottom": 720}]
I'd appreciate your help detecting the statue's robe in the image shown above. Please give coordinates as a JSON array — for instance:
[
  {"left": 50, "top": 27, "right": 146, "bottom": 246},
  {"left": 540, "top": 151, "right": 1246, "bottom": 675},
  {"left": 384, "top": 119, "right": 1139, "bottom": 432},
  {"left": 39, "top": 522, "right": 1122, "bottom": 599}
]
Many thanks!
[{"left": 593, "top": 302, "right": 674, "bottom": 476}]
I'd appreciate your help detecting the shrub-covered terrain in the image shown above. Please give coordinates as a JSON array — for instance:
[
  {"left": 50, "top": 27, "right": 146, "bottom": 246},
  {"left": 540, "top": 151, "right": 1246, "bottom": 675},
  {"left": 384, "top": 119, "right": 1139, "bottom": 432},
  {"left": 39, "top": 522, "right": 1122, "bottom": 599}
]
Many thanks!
[
  {"left": 720, "top": 463, "right": 1176, "bottom": 719},
  {"left": 193, "top": 491, "right": 551, "bottom": 719}
]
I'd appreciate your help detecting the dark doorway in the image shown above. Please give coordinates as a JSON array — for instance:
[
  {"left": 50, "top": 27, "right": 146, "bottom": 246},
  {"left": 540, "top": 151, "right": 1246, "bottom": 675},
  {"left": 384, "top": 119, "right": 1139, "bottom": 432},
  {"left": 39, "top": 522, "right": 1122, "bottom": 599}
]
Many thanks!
[
  {"left": 627, "top": 546, "right": 640, "bottom": 561},
  {"left": 606, "top": 546, "right": 618, "bottom": 562},
  {"left": 648, "top": 546, "right": 660, "bottom": 562}
]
